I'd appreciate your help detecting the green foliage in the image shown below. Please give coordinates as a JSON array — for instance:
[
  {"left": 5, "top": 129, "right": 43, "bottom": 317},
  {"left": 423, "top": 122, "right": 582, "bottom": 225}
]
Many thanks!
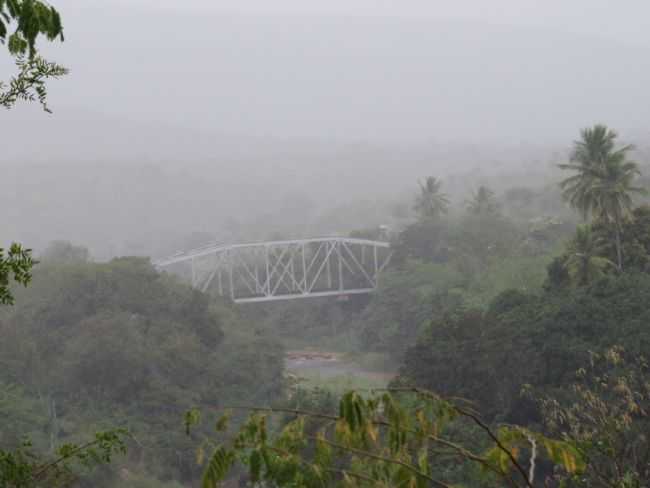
[
  {"left": 357, "top": 259, "right": 464, "bottom": 356},
  {"left": 592, "top": 205, "right": 650, "bottom": 272},
  {"left": 241, "top": 296, "right": 361, "bottom": 350},
  {"left": 0, "top": 429, "right": 128, "bottom": 487},
  {"left": 39, "top": 241, "right": 90, "bottom": 265},
  {"left": 394, "top": 211, "right": 523, "bottom": 269},
  {"left": 539, "top": 346, "right": 650, "bottom": 487},
  {"left": 399, "top": 272, "right": 650, "bottom": 424},
  {"left": 189, "top": 389, "right": 584, "bottom": 487},
  {"left": 559, "top": 125, "right": 646, "bottom": 270},
  {"left": 414, "top": 176, "right": 449, "bottom": 220},
  {"left": 399, "top": 310, "right": 514, "bottom": 418},
  {"left": 522, "top": 216, "right": 576, "bottom": 257},
  {"left": 247, "top": 211, "right": 550, "bottom": 363},
  {"left": 358, "top": 249, "right": 550, "bottom": 356},
  {"left": 463, "top": 255, "right": 551, "bottom": 308},
  {"left": 0, "top": 0, "right": 67, "bottom": 111},
  {"left": 449, "top": 213, "right": 522, "bottom": 276},
  {"left": 485, "top": 288, "right": 531, "bottom": 317},
  {"left": 0, "top": 243, "right": 34, "bottom": 305},
  {"left": 559, "top": 125, "right": 631, "bottom": 219},
  {"left": 105, "top": 473, "right": 184, "bottom": 488},
  {"left": 287, "top": 387, "right": 339, "bottom": 416},
  {"left": 201, "top": 447, "right": 234, "bottom": 488},
  {"left": 0, "top": 0, "right": 64, "bottom": 57},
  {"left": 546, "top": 205, "right": 650, "bottom": 290},
  {"left": 292, "top": 370, "right": 391, "bottom": 397},
  {"left": 0, "top": 256, "right": 285, "bottom": 485},
  {"left": 392, "top": 218, "right": 452, "bottom": 264},
  {"left": 466, "top": 186, "right": 500, "bottom": 217},
  {"left": 564, "top": 224, "right": 614, "bottom": 286},
  {"left": 0, "top": 55, "right": 67, "bottom": 112}
]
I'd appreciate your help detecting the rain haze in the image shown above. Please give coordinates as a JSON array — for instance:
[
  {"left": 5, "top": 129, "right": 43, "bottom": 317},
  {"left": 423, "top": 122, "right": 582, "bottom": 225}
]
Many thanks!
[
  {"left": 3, "top": 0, "right": 650, "bottom": 257},
  {"left": 15, "top": 0, "right": 650, "bottom": 141},
  {"left": 5, "top": 2, "right": 650, "bottom": 486}
]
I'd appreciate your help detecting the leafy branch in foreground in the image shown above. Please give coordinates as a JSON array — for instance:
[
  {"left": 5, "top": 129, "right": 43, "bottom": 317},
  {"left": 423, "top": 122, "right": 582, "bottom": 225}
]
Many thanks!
[
  {"left": 0, "top": 0, "right": 64, "bottom": 57},
  {"left": 1, "top": 0, "right": 66, "bottom": 111},
  {"left": 0, "top": 55, "right": 68, "bottom": 112},
  {"left": 539, "top": 346, "right": 650, "bottom": 487},
  {"left": 0, "top": 243, "right": 35, "bottom": 305},
  {"left": 0, "top": 429, "right": 129, "bottom": 487},
  {"left": 188, "top": 389, "right": 584, "bottom": 487}
]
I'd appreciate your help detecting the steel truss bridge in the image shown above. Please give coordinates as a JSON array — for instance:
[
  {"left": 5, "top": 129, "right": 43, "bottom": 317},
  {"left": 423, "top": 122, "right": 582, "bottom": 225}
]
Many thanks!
[{"left": 154, "top": 237, "right": 392, "bottom": 304}]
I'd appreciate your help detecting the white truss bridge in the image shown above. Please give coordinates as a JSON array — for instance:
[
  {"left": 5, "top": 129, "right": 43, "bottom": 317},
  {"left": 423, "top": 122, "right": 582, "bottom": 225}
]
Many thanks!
[{"left": 153, "top": 237, "right": 392, "bottom": 304}]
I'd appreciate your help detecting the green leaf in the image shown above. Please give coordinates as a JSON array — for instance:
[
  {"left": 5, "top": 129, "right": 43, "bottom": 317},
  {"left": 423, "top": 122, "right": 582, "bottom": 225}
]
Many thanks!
[
  {"left": 417, "top": 446, "right": 430, "bottom": 476},
  {"left": 196, "top": 446, "right": 205, "bottom": 466},
  {"left": 542, "top": 439, "right": 585, "bottom": 474},
  {"left": 202, "top": 446, "right": 234, "bottom": 488},
  {"left": 184, "top": 408, "right": 201, "bottom": 435},
  {"left": 215, "top": 411, "right": 230, "bottom": 433},
  {"left": 249, "top": 449, "right": 262, "bottom": 483},
  {"left": 7, "top": 32, "right": 26, "bottom": 54}
]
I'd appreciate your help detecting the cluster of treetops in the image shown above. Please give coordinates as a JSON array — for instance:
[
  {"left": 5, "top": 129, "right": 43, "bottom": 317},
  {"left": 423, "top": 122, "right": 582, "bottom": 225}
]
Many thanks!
[
  {"left": 195, "top": 123, "right": 650, "bottom": 487},
  {"left": 3, "top": 121, "right": 648, "bottom": 486}
]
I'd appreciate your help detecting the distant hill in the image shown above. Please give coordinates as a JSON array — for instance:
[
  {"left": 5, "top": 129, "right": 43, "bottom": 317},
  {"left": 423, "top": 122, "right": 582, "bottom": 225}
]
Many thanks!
[{"left": 3, "top": 8, "right": 650, "bottom": 258}]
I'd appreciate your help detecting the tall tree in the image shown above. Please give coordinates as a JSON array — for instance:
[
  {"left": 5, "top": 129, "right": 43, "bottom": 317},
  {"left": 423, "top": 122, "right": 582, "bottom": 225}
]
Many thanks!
[
  {"left": 560, "top": 125, "right": 627, "bottom": 220},
  {"left": 559, "top": 125, "right": 646, "bottom": 271},
  {"left": 465, "top": 185, "right": 500, "bottom": 216},
  {"left": 413, "top": 176, "right": 449, "bottom": 220},
  {"left": 594, "top": 155, "right": 646, "bottom": 272},
  {"left": 564, "top": 224, "right": 614, "bottom": 286}
]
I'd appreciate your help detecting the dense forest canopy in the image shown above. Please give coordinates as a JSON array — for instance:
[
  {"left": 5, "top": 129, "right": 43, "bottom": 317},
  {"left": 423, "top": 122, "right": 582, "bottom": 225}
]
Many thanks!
[
  {"left": 3, "top": 121, "right": 650, "bottom": 485},
  {"left": 1, "top": 253, "right": 285, "bottom": 485}
]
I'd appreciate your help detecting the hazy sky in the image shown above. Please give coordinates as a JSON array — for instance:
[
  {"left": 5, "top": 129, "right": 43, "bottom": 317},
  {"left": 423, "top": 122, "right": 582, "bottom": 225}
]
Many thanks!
[
  {"left": 4, "top": 0, "right": 650, "bottom": 256},
  {"left": 105, "top": 0, "right": 650, "bottom": 47},
  {"left": 5, "top": 0, "right": 650, "bottom": 145}
]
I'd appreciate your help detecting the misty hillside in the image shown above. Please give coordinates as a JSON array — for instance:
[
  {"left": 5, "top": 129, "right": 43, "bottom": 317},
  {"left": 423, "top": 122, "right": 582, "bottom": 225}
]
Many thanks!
[
  {"left": 5, "top": 9, "right": 650, "bottom": 258},
  {"left": 0, "top": 136, "right": 568, "bottom": 260}
]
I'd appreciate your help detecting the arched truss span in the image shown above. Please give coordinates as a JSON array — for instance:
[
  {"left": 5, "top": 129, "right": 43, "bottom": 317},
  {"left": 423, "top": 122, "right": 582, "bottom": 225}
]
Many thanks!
[{"left": 154, "top": 237, "right": 392, "bottom": 304}]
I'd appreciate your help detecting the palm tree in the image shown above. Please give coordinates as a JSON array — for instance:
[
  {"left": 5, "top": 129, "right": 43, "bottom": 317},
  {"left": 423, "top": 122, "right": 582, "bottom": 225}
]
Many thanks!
[
  {"left": 559, "top": 125, "right": 646, "bottom": 271},
  {"left": 465, "top": 185, "right": 499, "bottom": 216},
  {"left": 565, "top": 224, "right": 614, "bottom": 286},
  {"left": 414, "top": 177, "right": 449, "bottom": 220},
  {"left": 559, "top": 125, "right": 629, "bottom": 219}
]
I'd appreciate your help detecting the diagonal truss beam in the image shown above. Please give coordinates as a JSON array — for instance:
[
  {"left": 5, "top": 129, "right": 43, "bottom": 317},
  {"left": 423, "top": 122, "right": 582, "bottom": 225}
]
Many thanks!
[{"left": 154, "top": 237, "right": 392, "bottom": 304}]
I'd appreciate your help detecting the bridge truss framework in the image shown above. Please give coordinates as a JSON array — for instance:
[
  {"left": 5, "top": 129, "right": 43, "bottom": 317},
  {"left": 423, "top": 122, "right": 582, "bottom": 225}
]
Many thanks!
[{"left": 154, "top": 237, "right": 392, "bottom": 304}]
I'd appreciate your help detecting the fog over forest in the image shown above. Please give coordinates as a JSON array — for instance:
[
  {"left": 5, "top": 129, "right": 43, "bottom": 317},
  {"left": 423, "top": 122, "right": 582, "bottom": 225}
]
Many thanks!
[
  {"left": 5, "top": 4, "right": 650, "bottom": 486},
  {"left": 3, "top": 1, "right": 650, "bottom": 259}
]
